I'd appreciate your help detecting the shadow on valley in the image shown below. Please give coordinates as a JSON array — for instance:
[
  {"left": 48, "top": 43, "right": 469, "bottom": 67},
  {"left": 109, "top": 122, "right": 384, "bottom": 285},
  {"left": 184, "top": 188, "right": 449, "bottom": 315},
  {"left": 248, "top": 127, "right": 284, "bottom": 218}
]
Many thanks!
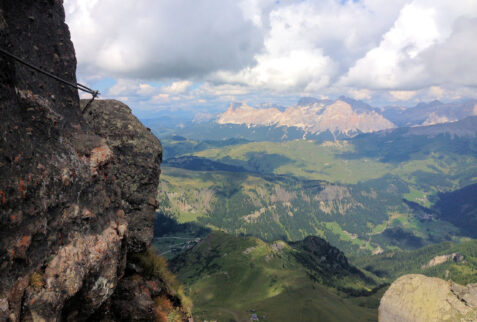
[
  {"left": 163, "top": 152, "right": 293, "bottom": 175},
  {"left": 352, "top": 238, "right": 477, "bottom": 286},
  {"left": 154, "top": 212, "right": 210, "bottom": 237},
  {"left": 375, "top": 227, "right": 424, "bottom": 249},
  {"left": 153, "top": 212, "right": 211, "bottom": 259},
  {"left": 164, "top": 155, "right": 248, "bottom": 172},
  {"left": 161, "top": 136, "right": 250, "bottom": 160},
  {"left": 433, "top": 183, "right": 477, "bottom": 238},
  {"left": 219, "top": 152, "right": 293, "bottom": 173}
]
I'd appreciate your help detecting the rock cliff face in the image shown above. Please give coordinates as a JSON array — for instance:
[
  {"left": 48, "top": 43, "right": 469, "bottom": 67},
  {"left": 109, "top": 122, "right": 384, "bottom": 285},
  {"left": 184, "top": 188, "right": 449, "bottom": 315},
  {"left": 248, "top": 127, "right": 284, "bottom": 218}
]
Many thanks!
[
  {"left": 379, "top": 274, "right": 477, "bottom": 322},
  {"left": 0, "top": 1, "right": 173, "bottom": 320},
  {"left": 217, "top": 100, "right": 395, "bottom": 135},
  {"left": 81, "top": 99, "right": 162, "bottom": 255}
]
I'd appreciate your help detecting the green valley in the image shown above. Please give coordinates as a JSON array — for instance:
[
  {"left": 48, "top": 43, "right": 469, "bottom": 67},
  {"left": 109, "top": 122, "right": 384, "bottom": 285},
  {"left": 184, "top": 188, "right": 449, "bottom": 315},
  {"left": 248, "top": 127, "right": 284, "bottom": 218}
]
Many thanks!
[
  {"left": 153, "top": 214, "right": 477, "bottom": 321},
  {"left": 152, "top": 116, "right": 477, "bottom": 321},
  {"left": 157, "top": 119, "right": 477, "bottom": 255},
  {"left": 166, "top": 227, "right": 383, "bottom": 321}
]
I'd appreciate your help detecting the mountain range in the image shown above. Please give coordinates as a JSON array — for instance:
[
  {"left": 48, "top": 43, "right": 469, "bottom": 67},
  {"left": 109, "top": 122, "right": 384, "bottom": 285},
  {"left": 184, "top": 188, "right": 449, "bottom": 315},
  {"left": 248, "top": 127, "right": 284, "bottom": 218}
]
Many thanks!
[
  {"left": 217, "top": 98, "right": 477, "bottom": 136},
  {"left": 144, "top": 97, "right": 477, "bottom": 144},
  {"left": 4, "top": 1, "right": 477, "bottom": 321},
  {"left": 150, "top": 110, "right": 477, "bottom": 320},
  {"left": 218, "top": 100, "right": 395, "bottom": 135}
]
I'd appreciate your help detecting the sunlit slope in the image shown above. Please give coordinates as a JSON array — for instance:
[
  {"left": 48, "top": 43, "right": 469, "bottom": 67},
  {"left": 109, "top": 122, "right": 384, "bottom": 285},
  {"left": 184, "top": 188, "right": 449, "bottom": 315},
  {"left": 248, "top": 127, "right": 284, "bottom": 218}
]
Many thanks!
[
  {"left": 352, "top": 239, "right": 477, "bottom": 285},
  {"left": 171, "top": 231, "right": 381, "bottom": 322},
  {"left": 158, "top": 166, "right": 461, "bottom": 255},
  {"left": 192, "top": 139, "right": 477, "bottom": 189},
  {"left": 159, "top": 120, "right": 477, "bottom": 255}
]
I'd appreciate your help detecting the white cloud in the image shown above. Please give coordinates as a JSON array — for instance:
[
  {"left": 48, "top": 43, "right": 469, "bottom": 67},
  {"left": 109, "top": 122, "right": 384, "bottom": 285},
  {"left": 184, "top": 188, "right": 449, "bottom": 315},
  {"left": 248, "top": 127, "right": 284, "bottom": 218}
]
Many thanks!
[
  {"left": 428, "top": 86, "right": 445, "bottom": 99},
  {"left": 108, "top": 79, "right": 140, "bottom": 97},
  {"left": 214, "top": 49, "right": 335, "bottom": 93},
  {"left": 212, "top": 0, "right": 410, "bottom": 93},
  {"left": 64, "top": 0, "right": 264, "bottom": 79},
  {"left": 137, "top": 84, "right": 155, "bottom": 96},
  {"left": 341, "top": 1, "right": 477, "bottom": 90},
  {"left": 349, "top": 89, "right": 372, "bottom": 100},
  {"left": 152, "top": 93, "right": 170, "bottom": 101},
  {"left": 389, "top": 90, "right": 417, "bottom": 101},
  {"left": 197, "top": 83, "right": 250, "bottom": 96},
  {"left": 421, "top": 16, "right": 477, "bottom": 87},
  {"left": 64, "top": 0, "right": 477, "bottom": 108},
  {"left": 161, "top": 81, "right": 193, "bottom": 94},
  {"left": 341, "top": 3, "right": 440, "bottom": 89}
]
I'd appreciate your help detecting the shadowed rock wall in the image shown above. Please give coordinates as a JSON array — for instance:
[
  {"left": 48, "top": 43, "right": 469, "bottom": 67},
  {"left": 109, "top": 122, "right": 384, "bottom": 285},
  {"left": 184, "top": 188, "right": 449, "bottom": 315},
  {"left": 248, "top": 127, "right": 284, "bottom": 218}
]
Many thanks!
[
  {"left": 81, "top": 99, "right": 162, "bottom": 255},
  {"left": 0, "top": 1, "right": 164, "bottom": 320}
]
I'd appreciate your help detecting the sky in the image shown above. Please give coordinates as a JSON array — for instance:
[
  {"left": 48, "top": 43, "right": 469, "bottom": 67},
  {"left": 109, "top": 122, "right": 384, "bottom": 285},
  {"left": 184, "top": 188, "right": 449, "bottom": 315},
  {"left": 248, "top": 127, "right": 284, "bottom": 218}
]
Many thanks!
[{"left": 64, "top": 0, "right": 477, "bottom": 119}]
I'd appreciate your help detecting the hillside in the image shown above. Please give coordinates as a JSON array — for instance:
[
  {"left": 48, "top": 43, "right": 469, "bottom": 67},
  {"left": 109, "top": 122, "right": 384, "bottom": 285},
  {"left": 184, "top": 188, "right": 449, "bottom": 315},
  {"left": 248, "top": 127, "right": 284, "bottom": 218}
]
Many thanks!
[
  {"left": 157, "top": 119, "right": 477, "bottom": 256},
  {"left": 159, "top": 166, "right": 467, "bottom": 255},
  {"left": 0, "top": 3, "right": 186, "bottom": 320},
  {"left": 383, "top": 100, "right": 477, "bottom": 127},
  {"left": 170, "top": 230, "right": 382, "bottom": 322},
  {"left": 154, "top": 113, "right": 477, "bottom": 321},
  {"left": 352, "top": 239, "right": 477, "bottom": 285},
  {"left": 153, "top": 213, "right": 477, "bottom": 321}
]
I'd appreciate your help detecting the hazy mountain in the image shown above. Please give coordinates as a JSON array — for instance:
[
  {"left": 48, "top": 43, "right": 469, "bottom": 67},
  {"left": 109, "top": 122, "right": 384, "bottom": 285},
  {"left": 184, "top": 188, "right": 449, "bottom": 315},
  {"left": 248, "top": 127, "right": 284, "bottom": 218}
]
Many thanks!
[
  {"left": 259, "top": 102, "right": 288, "bottom": 111},
  {"left": 347, "top": 116, "right": 477, "bottom": 163},
  {"left": 143, "top": 97, "right": 477, "bottom": 144},
  {"left": 404, "top": 115, "right": 477, "bottom": 138},
  {"left": 296, "top": 96, "right": 333, "bottom": 106},
  {"left": 383, "top": 99, "right": 477, "bottom": 127},
  {"left": 338, "top": 96, "right": 382, "bottom": 114},
  {"left": 218, "top": 99, "right": 395, "bottom": 135},
  {"left": 214, "top": 98, "right": 477, "bottom": 136}
]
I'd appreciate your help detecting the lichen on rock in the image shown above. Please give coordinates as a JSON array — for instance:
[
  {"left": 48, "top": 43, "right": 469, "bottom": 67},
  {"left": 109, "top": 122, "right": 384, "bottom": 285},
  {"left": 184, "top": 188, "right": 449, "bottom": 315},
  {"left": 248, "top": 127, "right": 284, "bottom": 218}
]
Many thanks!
[
  {"left": 81, "top": 99, "right": 163, "bottom": 255},
  {"left": 0, "top": 1, "right": 182, "bottom": 321},
  {"left": 379, "top": 274, "right": 477, "bottom": 322}
]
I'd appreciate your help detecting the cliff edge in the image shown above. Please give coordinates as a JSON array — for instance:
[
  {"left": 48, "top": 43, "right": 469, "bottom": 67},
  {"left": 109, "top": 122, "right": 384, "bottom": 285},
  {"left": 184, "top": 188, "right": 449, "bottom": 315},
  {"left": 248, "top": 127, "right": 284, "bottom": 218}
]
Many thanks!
[
  {"left": 81, "top": 99, "right": 162, "bottom": 255},
  {"left": 0, "top": 1, "right": 182, "bottom": 320}
]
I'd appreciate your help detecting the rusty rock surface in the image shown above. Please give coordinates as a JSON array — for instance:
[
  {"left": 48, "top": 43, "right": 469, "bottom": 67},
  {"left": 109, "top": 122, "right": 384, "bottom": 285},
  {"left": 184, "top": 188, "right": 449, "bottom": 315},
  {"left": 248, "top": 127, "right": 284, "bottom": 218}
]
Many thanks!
[
  {"left": 81, "top": 99, "right": 162, "bottom": 254},
  {"left": 0, "top": 1, "right": 164, "bottom": 320},
  {"left": 379, "top": 274, "right": 477, "bottom": 322}
]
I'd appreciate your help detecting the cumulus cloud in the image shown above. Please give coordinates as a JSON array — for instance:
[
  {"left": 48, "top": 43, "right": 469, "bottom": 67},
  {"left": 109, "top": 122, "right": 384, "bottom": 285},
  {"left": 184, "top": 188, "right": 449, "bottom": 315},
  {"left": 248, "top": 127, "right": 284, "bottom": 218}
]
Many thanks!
[
  {"left": 341, "top": 2, "right": 440, "bottom": 89},
  {"left": 341, "top": 1, "right": 477, "bottom": 90},
  {"left": 421, "top": 16, "right": 477, "bottom": 87},
  {"left": 349, "top": 89, "right": 372, "bottom": 100},
  {"left": 161, "top": 81, "right": 193, "bottom": 94},
  {"left": 108, "top": 79, "right": 141, "bottom": 97},
  {"left": 196, "top": 83, "right": 250, "bottom": 96},
  {"left": 64, "top": 0, "right": 264, "bottom": 79},
  {"left": 389, "top": 90, "right": 417, "bottom": 101},
  {"left": 212, "top": 0, "right": 410, "bottom": 93},
  {"left": 64, "top": 0, "right": 477, "bottom": 109},
  {"left": 137, "top": 84, "right": 156, "bottom": 96},
  {"left": 152, "top": 93, "right": 170, "bottom": 101}
]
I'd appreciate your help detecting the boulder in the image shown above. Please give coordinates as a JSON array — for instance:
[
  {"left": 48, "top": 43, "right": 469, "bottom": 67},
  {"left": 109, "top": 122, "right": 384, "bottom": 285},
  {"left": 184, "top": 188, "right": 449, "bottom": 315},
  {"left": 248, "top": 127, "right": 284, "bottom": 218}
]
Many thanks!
[{"left": 379, "top": 274, "right": 477, "bottom": 322}]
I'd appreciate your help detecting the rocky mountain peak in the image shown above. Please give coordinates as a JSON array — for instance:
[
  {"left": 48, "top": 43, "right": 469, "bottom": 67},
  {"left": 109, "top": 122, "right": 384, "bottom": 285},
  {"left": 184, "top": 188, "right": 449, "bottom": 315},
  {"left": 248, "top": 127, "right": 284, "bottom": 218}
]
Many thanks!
[{"left": 217, "top": 99, "right": 395, "bottom": 135}]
